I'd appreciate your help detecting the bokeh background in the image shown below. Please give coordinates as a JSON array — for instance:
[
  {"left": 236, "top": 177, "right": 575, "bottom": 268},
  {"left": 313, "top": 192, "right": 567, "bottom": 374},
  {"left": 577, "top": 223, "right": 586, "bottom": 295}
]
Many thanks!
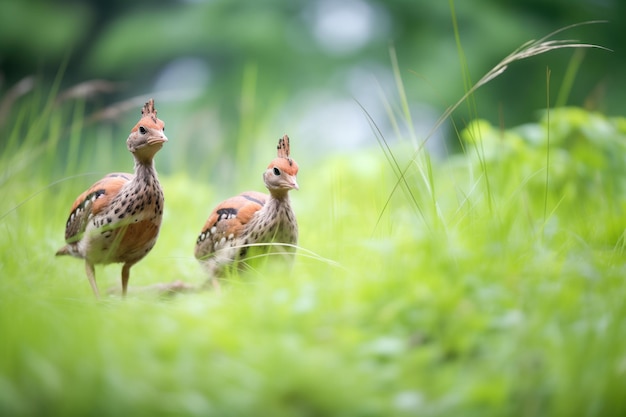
[
  {"left": 1, "top": 0, "right": 623, "bottom": 182},
  {"left": 2, "top": 3, "right": 626, "bottom": 415}
]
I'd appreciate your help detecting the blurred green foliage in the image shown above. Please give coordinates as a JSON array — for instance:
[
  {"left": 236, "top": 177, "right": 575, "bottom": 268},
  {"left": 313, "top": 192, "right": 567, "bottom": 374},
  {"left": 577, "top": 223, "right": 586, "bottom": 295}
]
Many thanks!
[
  {"left": 1, "top": 0, "right": 622, "bottom": 167},
  {"left": 1, "top": 3, "right": 625, "bottom": 414},
  {"left": 454, "top": 108, "right": 626, "bottom": 244},
  {"left": 460, "top": 108, "right": 626, "bottom": 215},
  {"left": 1, "top": 89, "right": 625, "bottom": 415}
]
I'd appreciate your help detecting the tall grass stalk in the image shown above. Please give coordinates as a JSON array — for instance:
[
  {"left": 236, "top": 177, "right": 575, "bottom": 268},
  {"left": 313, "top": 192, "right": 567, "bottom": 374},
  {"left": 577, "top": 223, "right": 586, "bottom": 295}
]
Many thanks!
[
  {"left": 543, "top": 68, "right": 551, "bottom": 231},
  {"left": 371, "top": 20, "right": 608, "bottom": 232},
  {"left": 555, "top": 48, "right": 586, "bottom": 108}
]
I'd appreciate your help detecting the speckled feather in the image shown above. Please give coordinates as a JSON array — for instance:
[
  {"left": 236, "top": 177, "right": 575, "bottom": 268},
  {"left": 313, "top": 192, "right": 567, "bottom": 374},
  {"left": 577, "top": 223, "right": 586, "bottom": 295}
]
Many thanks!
[
  {"left": 195, "top": 135, "right": 299, "bottom": 282},
  {"left": 194, "top": 191, "right": 268, "bottom": 256},
  {"left": 63, "top": 173, "right": 132, "bottom": 243},
  {"left": 56, "top": 99, "right": 167, "bottom": 297}
]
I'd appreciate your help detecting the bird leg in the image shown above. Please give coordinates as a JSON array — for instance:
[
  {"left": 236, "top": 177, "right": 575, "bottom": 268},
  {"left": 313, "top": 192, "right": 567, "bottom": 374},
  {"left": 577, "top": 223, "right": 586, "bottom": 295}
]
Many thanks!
[
  {"left": 121, "top": 262, "right": 133, "bottom": 297},
  {"left": 84, "top": 261, "right": 100, "bottom": 298}
]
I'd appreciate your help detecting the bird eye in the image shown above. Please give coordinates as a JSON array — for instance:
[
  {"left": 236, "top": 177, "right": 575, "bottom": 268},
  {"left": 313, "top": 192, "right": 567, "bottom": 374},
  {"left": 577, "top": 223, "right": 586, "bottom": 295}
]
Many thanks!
[
  {"left": 139, "top": 126, "right": 147, "bottom": 134},
  {"left": 273, "top": 167, "right": 281, "bottom": 176}
]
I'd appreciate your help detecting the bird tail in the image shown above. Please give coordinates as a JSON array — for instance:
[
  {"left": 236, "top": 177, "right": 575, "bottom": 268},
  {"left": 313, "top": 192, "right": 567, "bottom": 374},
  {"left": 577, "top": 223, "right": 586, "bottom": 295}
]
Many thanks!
[{"left": 55, "top": 245, "right": 71, "bottom": 257}]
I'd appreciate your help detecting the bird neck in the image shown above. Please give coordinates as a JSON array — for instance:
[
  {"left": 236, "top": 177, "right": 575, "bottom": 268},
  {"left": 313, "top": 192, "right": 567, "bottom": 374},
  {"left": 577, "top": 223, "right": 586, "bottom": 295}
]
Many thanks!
[
  {"left": 268, "top": 188, "right": 290, "bottom": 201},
  {"left": 133, "top": 158, "right": 158, "bottom": 182},
  {"left": 260, "top": 191, "right": 292, "bottom": 216},
  {"left": 259, "top": 192, "right": 292, "bottom": 218}
]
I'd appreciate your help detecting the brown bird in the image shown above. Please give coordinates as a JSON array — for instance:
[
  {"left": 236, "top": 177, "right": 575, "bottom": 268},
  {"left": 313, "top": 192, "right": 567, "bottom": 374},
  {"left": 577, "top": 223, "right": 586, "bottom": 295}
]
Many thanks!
[
  {"left": 195, "top": 134, "right": 299, "bottom": 288},
  {"left": 56, "top": 99, "right": 167, "bottom": 297}
]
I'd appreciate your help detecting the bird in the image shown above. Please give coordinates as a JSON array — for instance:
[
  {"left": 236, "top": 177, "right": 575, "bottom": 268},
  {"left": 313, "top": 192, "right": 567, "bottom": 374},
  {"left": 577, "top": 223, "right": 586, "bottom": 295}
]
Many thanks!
[
  {"left": 195, "top": 134, "right": 299, "bottom": 289},
  {"left": 56, "top": 99, "right": 167, "bottom": 298}
]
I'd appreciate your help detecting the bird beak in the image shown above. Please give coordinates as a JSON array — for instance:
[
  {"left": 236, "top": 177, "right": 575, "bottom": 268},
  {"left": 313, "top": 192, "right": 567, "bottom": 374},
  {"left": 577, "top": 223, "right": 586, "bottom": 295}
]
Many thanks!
[
  {"left": 148, "top": 134, "right": 168, "bottom": 146},
  {"left": 289, "top": 176, "right": 299, "bottom": 190}
]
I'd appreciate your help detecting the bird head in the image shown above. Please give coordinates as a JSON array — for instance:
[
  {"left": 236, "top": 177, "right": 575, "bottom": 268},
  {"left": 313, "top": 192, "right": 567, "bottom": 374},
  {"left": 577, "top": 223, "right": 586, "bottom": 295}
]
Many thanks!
[
  {"left": 263, "top": 135, "right": 299, "bottom": 195},
  {"left": 127, "top": 99, "right": 167, "bottom": 162}
]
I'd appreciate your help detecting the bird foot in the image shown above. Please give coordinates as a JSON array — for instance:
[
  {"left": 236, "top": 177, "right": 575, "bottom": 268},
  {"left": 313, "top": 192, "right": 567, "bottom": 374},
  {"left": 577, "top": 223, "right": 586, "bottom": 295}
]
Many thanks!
[
  {"left": 157, "top": 280, "right": 198, "bottom": 295},
  {"left": 107, "top": 280, "right": 198, "bottom": 297}
]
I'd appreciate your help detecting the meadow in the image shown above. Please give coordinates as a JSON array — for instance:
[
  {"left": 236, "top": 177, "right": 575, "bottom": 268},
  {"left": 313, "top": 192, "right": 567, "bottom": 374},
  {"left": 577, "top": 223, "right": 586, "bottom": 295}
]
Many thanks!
[{"left": 1, "top": 32, "right": 626, "bottom": 416}]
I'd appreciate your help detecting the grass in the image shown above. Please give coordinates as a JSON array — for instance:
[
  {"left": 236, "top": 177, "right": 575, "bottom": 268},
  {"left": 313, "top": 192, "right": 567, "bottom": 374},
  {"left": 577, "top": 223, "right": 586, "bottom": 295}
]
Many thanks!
[{"left": 2, "top": 25, "right": 626, "bottom": 416}]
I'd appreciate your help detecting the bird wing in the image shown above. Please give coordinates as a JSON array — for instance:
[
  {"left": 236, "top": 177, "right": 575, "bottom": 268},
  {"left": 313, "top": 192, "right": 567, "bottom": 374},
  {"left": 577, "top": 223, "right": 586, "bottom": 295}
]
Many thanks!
[
  {"left": 63, "top": 173, "right": 133, "bottom": 243},
  {"left": 195, "top": 191, "right": 268, "bottom": 259}
]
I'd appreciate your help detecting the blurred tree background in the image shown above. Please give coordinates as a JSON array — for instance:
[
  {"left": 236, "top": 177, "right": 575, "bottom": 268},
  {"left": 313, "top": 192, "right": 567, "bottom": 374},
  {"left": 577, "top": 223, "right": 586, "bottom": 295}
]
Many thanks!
[{"left": 0, "top": 0, "right": 623, "bottom": 183}]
